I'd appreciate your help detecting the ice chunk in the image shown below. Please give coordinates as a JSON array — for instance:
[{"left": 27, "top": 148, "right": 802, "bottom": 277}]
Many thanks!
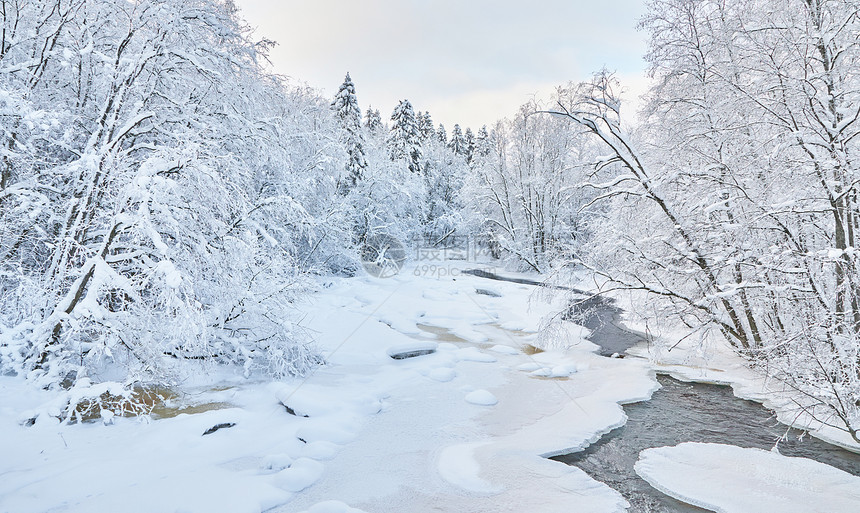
[
  {"left": 635, "top": 442, "right": 860, "bottom": 513},
  {"left": 427, "top": 367, "right": 457, "bottom": 382}
]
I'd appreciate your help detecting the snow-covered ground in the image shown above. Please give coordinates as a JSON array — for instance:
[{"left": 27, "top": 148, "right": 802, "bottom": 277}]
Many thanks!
[
  {"left": 635, "top": 442, "right": 860, "bottom": 513},
  {"left": 0, "top": 260, "right": 656, "bottom": 513},
  {"left": 5, "top": 260, "right": 860, "bottom": 513}
]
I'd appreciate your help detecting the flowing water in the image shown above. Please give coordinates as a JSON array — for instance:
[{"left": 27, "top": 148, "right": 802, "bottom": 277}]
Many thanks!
[
  {"left": 552, "top": 375, "right": 860, "bottom": 512},
  {"left": 562, "top": 302, "right": 860, "bottom": 511},
  {"left": 466, "top": 269, "right": 860, "bottom": 512}
]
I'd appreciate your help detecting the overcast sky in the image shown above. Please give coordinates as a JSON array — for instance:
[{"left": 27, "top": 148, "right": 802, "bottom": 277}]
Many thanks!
[{"left": 234, "top": 0, "right": 650, "bottom": 130}]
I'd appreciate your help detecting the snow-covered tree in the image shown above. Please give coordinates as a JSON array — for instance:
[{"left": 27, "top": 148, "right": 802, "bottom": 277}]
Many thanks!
[
  {"left": 387, "top": 100, "right": 423, "bottom": 174},
  {"left": 464, "top": 99, "right": 597, "bottom": 271},
  {"left": 437, "top": 123, "right": 448, "bottom": 145},
  {"left": 0, "top": 0, "right": 349, "bottom": 420},
  {"left": 630, "top": 0, "right": 860, "bottom": 442},
  {"left": 448, "top": 124, "right": 466, "bottom": 156},
  {"left": 548, "top": 0, "right": 860, "bottom": 441},
  {"left": 365, "top": 106, "right": 383, "bottom": 133},
  {"left": 475, "top": 125, "right": 492, "bottom": 159},
  {"left": 331, "top": 72, "right": 367, "bottom": 189},
  {"left": 464, "top": 127, "right": 476, "bottom": 164},
  {"left": 421, "top": 131, "right": 468, "bottom": 244},
  {"left": 419, "top": 111, "right": 436, "bottom": 140}
]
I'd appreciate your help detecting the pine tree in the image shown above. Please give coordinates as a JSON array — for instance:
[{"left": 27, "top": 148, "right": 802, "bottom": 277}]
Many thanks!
[
  {"left": 387, "top": 99, "right": 423, "bottom": 174},
  {"left": 475, "top": 125, "right": 492, "bottom": 159},
  {"left": 437, "top": 123, "right": 448, "bottom": 145},
  {"left": 464, "top": 127, "right": 476, "bottom": 164},
  {"left": 448, "top": 124, "right": 466, "bottom": 156},
  {"left": 419, "top": 111, "right": 435, "bottom": 140},
  {"left": 331, "top": 73, "right": 366, "bottom": 188},
  {"left": 365, "top": 107, "right": 382, "bottom": 133}
]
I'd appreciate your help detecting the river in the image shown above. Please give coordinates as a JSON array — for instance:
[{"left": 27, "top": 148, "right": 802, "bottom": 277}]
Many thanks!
[{"left": 468, "top": 269, "right": 860, "bottom": 512}]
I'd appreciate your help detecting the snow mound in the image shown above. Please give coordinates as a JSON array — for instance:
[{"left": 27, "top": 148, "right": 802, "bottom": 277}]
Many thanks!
[
  {"left": 437, "top": 442, "right": 500, "bottom": 493},
  {"left": 300, "top": 441, "right": 340, "bottom": 460},
  {"left": 427, "top": 367, "right": 457, "bottom": 382},
  {"left": 465, "top": 389, "right": 498, "bottom": 406},
  {"left": 549, "top": 365, "right": 573, "bottom": 378},
  {"left": 276, "top": 385, "right": 383, "bottom": 418},
  {"left": 635, "top": 442, "right": 860, "bottom": 513},
  {"left": 273, "top": 457, "right": 325, "bottom": 492},
  {"left": 261, "top": 453, "right": 294, "bottom": 471}
]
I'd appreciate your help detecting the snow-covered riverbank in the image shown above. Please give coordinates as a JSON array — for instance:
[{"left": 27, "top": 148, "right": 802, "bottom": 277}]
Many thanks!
[
  {"left": 0, "top": 261, "right": 657, "bottom": 512},
  {"left": 4, "top": 261, "right": 860, "bottom": 513}
]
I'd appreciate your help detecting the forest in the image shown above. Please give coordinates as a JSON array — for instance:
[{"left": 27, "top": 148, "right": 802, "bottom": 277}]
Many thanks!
[{"left": 1, "top": 0, "right": 859, "bottom": 451}]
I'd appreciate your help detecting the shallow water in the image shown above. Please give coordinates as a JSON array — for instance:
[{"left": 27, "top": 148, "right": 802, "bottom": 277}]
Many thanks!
[{"left": 565, "top": 295, "right": 642, "bottom": 356}]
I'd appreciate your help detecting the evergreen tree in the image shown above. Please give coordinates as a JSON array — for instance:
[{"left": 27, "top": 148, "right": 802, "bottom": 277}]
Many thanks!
[
  {"left": 365, "top": 106, "right": 383, "bottom": 133},
  {"left": 475, "top": 125, "right": 492, "bottom": 158},
  {"left": 331, "top": 72, "right": 366, "bottom": 188},
  {"left": 464, "top": 127, "right": 476, "bottom": 164},
  {"left": 419, "top": 111, "right": 436, "bottom": 140},
  {"left": 437, "top": 123, "right": 448, "bottom": 145},
  {"left": 387, "top": 99, "right": 423, "bottom": 174},
  {"left": 448, "top": 124, "right": 466, "bottom": 156}
]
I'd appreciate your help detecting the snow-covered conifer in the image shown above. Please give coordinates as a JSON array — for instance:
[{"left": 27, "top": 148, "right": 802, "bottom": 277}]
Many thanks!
[
  {"left": 464, "top": 127, "right": 476, "bottom": 164},
  {"left": 332, "top": 72, "right": 367, "bottom": 188},
  {"left": 475, "top": 125, "right": 492, "bottom": 158},
  {"left": 365, "top": 107, "right": 383, "bottom": 133},
  {"left": 448, "top": 124, "right": 465, "bottom": 155},
  {"left": 419, "top": 111, "right": 436, "bottom": 140},
  {"left": 437, "top": 123, "right": 448, "bottom": 145},
  {"left": 387, "top": 100, "right": 423, "bottom": 174}
]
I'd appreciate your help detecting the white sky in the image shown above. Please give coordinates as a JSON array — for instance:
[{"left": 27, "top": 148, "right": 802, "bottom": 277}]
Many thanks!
[{"left": 234, "top": 0, "right": 651, "bottom": 130}]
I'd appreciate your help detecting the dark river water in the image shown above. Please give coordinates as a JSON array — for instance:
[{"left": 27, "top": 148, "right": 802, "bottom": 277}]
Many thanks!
[
  {"left": 552, "top": 375, "right": 860, "bottom": 512},
  {"left": 559, "top": 298, "right": 860, "bottom": 512},
  {"left": 468, "top": 270, "right": 860, "bottom": 512}
]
